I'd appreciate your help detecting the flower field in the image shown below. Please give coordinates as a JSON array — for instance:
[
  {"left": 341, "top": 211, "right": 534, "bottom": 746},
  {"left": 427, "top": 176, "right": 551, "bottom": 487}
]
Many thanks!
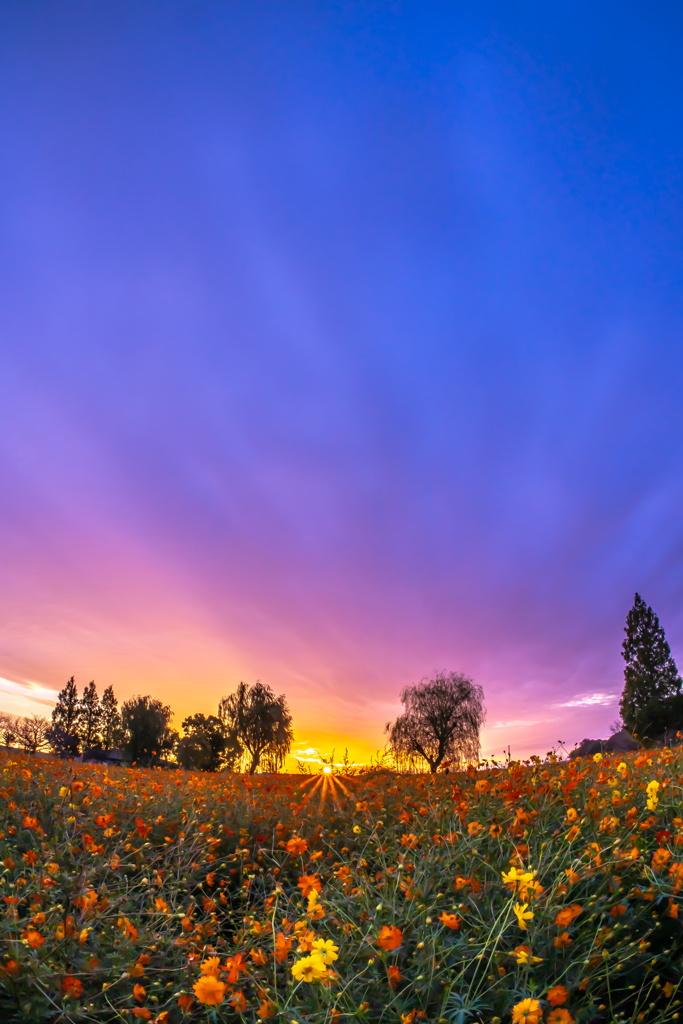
[{"left": 1, "top": 750, "right": 683, "bottom": 1023}]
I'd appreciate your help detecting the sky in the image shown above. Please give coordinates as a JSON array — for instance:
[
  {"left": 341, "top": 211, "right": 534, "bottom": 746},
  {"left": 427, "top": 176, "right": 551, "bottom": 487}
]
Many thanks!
[{"left": 2, "top": 1, "right": 683, "bottom": 765}]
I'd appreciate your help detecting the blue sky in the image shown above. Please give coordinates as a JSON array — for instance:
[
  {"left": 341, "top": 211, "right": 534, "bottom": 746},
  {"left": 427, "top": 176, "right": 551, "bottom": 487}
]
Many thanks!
[{"left": 1, "top": 2, "right": 683, "bottom": 759}]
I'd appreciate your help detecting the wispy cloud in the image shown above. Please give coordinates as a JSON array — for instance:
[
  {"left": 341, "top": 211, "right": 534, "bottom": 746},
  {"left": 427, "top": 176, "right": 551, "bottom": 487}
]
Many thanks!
[
  {"left": 490, "top": 719, "right": 546, "bottom": 729},
  {"left": 0, "top": 677, "right": 58, "bottom": 715},
  {"left": 557, "top": 692, "right": 618, "bottom": 708}
]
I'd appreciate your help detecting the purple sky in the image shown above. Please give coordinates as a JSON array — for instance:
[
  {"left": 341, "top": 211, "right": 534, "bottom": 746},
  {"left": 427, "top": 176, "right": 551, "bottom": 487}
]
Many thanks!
[{"left": 2, "top": 2, "right": 683, "bottom": 762}]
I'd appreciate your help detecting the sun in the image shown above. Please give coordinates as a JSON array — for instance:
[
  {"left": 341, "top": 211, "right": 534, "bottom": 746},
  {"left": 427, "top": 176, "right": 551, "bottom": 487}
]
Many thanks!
[{"left": 296, "top": 766, "right": 359, "bottom": 814}]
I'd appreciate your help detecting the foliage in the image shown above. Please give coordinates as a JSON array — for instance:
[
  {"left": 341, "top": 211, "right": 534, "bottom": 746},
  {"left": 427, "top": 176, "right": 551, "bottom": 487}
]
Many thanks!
[
  {"left": 0, "top": 712, "right": 17, "bottom": 748},
  {"left": 99, "top": 686, "right": 122, "bottom": 752},
  {"left": 620, "top": 593, "right": 683, "bottom": 740},
  {"left": 219, "top": 680, "right": 294, "bottom": 774},
  {"left": 2, "top": 749, "right": 683, "bottom": 1022},
  {"left": 179, "top": 713, "right": 240, "bottom": 772},
  {"left": 12, "top": 715, "right": 50, "bottom": 754},
  {"left": 50, "top": 677, "right": 80, "bottom": 755},
  {"left": 78, "top": 681, "right": 103, "bottom": 752},
  {"left": 386, "top": 671, "right": 485, "bottom": 772},
  {"left": 120, "top": 695, "right": 176, "bottom": 765}
]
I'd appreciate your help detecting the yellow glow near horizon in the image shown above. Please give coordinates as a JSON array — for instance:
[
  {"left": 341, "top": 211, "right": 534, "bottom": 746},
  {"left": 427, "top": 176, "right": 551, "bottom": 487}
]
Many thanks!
[{"left": 323, "top": 765, "right": 332, "bottom": 774}]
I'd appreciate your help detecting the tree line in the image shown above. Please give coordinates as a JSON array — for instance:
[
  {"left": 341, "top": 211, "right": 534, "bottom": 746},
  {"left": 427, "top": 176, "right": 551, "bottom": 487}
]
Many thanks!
[
  {"left": 0, "top": 669, "right": 487, "bottom": 774},
  {"left": 2, "top": 590, "right": 674, "bottom": 776},
  {"left": 0, "top": 678, "right": 294, "bottom": 774}
]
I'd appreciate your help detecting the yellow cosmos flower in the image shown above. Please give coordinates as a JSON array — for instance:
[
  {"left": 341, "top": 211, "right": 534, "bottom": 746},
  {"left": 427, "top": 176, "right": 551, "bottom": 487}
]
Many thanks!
[
  {"left": 513, "top": 944, "right": 543, "bottom": 965},
  {"left": 513, "top": 903, "right": 534, "bottom": 930},
  {"left": 291, "top": 954, "right": 327, "bottom": 983},
  {"left": 312, "top": 939, "right": 339, "bottom": 965}
]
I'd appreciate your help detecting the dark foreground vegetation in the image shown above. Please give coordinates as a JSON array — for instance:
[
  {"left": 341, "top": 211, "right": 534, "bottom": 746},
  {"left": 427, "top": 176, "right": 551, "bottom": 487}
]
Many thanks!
[{"left": 1, "top": 746, "right": 683, "bottom": 1023}]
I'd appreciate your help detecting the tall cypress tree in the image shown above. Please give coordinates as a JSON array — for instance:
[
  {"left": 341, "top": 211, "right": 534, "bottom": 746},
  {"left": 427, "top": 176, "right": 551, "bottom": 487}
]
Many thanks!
[
  {"left": 78, "top": 680, "right": 102, "bottom": 750},
  {"left": 100, "top": 685, "right": 122, "bottom": 750},
  {"left": 51, "top": 676, "right": 80, "bottom": 746},
  {"left": 620, "top": 593, "right": 682, "bottom": 737},
  {"left": 49, "top": 676, "right": 81, "bottom": 756}
]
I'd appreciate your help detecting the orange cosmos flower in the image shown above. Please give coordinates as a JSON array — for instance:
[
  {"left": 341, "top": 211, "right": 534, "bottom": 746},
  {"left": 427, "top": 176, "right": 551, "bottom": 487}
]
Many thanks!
[
  {"left": 24, "top": 928, "right": 44, "bottom": 948},
  {"left": 224, "top": 953, "right": 248, "bottom": 983},
  {"left": 61, "top": 975, "right": 83, "bottom": 997},
  {"left": 400, "top": 833, "right": 418, "bottom": 848},
  {"left": 387, "top": 965, "right": 402, "bottom": 988},
  {"left": 132, "top": 1010, "right": 151, "bottom": 1021},
  {"left": 230, "top": 989, "right": 247, "bottom": 1011},
  {"left": 377, "top": 925, "right": 403, "bottom": 951},
  {"left": 652, "top": 848, "right": 671, "bottom": 871},
  {"left": 511, "top": 998, "right": 542, "bottom": 1024},
  {"left": 547, "top": 1011, "right": 575, "bottom": 1024},
  {"left": 78, "top": 890, "right": 98, "bottom": 912},
  {"left": 554, "top": 905, "right": 582, "bottom": 927},
  {"left": 439, "top": 912, "right": 460, "bottom": 930},
  {"left": 199, "top": 957, "right": 221, "bottom": 978},
  {"left": 274, "top": 933, "right": 292, "bottom": 963},
  {"left": 546, "top": 985, "right": 569, "bottom": 1006},
  {"left": 257, "top": 998, "right": 275, "bottom": 1018},
  {"left": 177, "top": 994, "right": 194, "bottom": 1012},
  {"left": 193, "top": 975, "right": 226, "bottom": 1005},
  {"left": 297, "top": 874, "right": 321, "bottom": 897},
  {"left": 286, "top": 837, "right": 308, "bottom": 855},
  {"left": 553, "top": 931, "right": 572, "bottom": 949},
  {"left": 121, "top": 918, "right": 138, "bottom": 941},
  {"left": 133, "top": 983, "right": 146, "bottom": 1002}
]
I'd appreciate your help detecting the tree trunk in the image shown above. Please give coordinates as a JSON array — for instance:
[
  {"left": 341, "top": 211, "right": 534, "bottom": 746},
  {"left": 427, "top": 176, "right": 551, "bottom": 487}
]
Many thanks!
[{"left": 248, "top": 750, "right": 260, "bottom": 774}]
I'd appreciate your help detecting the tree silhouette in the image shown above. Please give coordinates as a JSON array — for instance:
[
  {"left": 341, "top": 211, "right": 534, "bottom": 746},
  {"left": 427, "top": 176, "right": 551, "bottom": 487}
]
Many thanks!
[
  {"left": 78, "top": 680, "right": 102, "bottom": 751},
  {"left": 100, "top": 685, "right": 122, "bottom": 750},
  {"left": 179, "top": 713, "right": 240, "bottom": 771},
  {"left": 50, "top": 676, "right": 80, "bottom": 755},
  {"left": 218, "top": 681, "right": 293, "bottom": 774},
  {"left": 620, "top": 592, "right": 682, "bottom": 739},
  {"left": 121, "top": 695, "right": 176, "bottom": 765},
  {"left": 386, "top": 671, "right": 485, "bottom": 773},
  {"left": 15, "top": 714, "right": 50, "bottom": 754}
]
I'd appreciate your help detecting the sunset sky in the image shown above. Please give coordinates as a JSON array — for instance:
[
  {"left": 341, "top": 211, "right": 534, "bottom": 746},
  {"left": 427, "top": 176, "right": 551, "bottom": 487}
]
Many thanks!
[{"left": 2, "top": 2, "right": 683, "bottom": 764}]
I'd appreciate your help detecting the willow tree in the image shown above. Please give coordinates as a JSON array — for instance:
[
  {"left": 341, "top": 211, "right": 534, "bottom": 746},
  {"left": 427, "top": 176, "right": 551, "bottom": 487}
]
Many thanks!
[
  {"left": 219, "top": 680, "right": 293, "bottom": 774},
  {"left": 385, "top": 671, "right": 485, "bottom": 773}
]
